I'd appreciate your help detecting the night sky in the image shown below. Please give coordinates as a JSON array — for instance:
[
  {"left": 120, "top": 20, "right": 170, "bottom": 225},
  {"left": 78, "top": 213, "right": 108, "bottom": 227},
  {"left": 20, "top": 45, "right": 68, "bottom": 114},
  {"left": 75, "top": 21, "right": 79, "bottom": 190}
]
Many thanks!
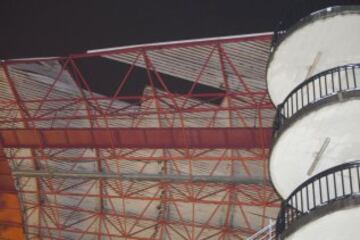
[{"left": 0, "top": 0, "right": 292, "bottom": 59}]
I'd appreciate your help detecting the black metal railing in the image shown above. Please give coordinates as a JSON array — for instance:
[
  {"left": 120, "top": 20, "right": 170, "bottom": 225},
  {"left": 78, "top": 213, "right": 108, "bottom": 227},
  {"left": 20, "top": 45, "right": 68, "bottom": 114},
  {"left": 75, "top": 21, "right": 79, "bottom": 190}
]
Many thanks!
[
  {"left": 273, "top": 64, "right": 360, "bottom": 136},
  {"left": 276, "top": 161, "right": 360, "bottom": 238},
  {"left": 272, "top": 0, "right": 360, "bottom": 49}
]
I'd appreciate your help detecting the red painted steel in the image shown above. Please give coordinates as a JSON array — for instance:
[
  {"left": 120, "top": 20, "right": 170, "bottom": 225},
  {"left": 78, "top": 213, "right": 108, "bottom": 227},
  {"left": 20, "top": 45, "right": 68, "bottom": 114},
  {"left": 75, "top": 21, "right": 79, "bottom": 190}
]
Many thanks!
[
  {"left": 0, "top": 34, "right": 278, "bottom": 239},
  {"left": 0, "top": 127, "right": 272, "bottom": 149},
  {"left": 0, "top": 150, "right": 24, "bottom": 239}
]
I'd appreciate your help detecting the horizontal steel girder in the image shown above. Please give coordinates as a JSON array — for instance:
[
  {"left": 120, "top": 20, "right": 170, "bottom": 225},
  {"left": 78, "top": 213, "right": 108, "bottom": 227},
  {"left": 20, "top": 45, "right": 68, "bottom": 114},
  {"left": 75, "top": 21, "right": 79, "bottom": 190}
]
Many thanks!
[
  {"left": 12, "top": 170, "right": 270, "bottom": 185},
  {"left": 0, "top": 127, "right": 272, "bottom": 149}
]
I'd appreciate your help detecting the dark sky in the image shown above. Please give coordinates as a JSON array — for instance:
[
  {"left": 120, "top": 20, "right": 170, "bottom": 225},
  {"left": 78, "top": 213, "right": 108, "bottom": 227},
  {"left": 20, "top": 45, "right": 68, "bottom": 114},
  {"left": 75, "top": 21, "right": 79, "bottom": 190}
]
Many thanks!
[{"left": 0, "top": 0, "right": 292, "bottom": 59}]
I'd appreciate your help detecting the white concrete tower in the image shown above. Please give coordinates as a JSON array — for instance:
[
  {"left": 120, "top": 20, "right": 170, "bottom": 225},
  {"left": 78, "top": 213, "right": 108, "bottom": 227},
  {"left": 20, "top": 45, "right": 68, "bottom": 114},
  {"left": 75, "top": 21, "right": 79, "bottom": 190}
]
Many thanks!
[{"left": 267, "top": 2, "right": 360, "bottom": 239}]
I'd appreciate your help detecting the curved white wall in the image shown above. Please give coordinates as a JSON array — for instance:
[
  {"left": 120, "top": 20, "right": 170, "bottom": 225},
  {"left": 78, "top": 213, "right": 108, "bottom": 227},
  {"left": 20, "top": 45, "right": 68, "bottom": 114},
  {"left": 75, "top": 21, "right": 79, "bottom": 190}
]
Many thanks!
[
  {"left": 270, "top": 99, "right": 360, "bottom": 198},
  {"left": 287, "top": 205, "right": 360, "bottom": 240},
  {"left": 267, "top": 10, "right": 360, "bottom": 105}
]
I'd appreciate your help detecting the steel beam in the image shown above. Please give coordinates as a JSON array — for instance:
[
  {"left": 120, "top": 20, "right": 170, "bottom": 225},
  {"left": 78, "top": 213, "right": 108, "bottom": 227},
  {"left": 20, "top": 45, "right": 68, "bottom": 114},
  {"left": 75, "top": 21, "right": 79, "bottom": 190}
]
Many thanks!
[
  {"left": 0, "top": 150, "right": 24, "bottom": 239},
  {"left": 0, "top": 127, "right": 272, "bottom": 149},
  {"left": 12, "top": 170, "right": 270, "bottom": 185}
]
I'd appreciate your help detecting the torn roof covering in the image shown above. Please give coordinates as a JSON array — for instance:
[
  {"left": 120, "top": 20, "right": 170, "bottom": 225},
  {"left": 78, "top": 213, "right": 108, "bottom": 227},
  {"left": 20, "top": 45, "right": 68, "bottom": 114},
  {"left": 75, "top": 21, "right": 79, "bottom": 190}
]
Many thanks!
[{"left": 0, "top": 32, "right": 278, "bottom": 239}]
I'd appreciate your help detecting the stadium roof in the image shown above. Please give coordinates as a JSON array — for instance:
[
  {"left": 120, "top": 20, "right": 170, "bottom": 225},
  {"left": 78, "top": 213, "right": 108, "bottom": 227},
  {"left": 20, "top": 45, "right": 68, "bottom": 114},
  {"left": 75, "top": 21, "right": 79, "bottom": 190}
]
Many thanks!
[{"left": 0, "top": 32, "right": 278, "bottom": 239}]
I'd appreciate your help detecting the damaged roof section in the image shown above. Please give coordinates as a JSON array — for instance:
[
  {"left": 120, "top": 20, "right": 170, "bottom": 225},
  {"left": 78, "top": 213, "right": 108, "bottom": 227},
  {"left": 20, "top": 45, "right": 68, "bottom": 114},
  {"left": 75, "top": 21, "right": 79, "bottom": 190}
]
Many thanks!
[{"left": 0, "top": 33, "right": 278, "bottom": 239}]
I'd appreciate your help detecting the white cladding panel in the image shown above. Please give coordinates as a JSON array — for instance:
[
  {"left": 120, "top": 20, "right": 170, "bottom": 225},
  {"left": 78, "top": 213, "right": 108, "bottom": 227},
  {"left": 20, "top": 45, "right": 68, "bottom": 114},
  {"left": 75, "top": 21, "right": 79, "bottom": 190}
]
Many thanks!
[{"left": 268, "top": 11, "right": 360, "bottom": 105}]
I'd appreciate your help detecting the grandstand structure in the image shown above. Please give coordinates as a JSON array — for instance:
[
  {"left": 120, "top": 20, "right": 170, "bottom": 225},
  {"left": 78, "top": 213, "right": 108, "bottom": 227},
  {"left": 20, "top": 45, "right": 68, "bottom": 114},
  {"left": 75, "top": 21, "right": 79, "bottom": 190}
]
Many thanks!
[{"left": 0, "top": 33, "right": 278, "bottom": 239}]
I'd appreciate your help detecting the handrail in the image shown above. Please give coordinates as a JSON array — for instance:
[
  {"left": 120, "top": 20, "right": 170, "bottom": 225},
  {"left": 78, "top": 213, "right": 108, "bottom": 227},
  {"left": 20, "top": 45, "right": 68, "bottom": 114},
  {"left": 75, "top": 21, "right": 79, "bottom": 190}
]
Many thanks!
[
  {"left": 247, "top": 221, "right": 276, "bottom": 240},
  {"left": 272, "top": 0, "right": 360, "bottom": 49},
  {"left": 273, "top": 63, "right": 360, "bottom": 137},
  {"left": 276, "top": 160, "right": 360, "bottom": 237}
]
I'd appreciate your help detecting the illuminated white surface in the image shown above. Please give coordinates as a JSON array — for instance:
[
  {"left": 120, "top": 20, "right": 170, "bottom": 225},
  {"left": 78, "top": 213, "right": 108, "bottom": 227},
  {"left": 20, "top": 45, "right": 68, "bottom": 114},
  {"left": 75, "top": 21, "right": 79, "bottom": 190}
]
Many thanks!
[
  {"left": 287, "top": 205, "right": 360, "bottom": 240},
  {"left": 267, "top": 10, "right": 360, "bottom": 105},
  {"left": 270, "top": 99, "right": 360, "bottom": 198}
]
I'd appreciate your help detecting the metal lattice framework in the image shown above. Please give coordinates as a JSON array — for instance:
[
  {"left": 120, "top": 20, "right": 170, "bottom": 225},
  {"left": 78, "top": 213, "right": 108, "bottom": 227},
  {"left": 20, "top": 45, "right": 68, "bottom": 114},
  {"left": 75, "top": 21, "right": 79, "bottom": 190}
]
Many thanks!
[{"left": 0, "top": 33, "right": 278, "bottom": 240}]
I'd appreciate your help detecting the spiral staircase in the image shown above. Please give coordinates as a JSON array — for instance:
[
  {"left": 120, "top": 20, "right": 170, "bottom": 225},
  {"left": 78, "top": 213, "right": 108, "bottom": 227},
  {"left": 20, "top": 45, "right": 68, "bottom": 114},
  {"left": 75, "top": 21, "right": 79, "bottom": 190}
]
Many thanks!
[{"left": 267, "top": 1, "right": 360, "bottom": 239}]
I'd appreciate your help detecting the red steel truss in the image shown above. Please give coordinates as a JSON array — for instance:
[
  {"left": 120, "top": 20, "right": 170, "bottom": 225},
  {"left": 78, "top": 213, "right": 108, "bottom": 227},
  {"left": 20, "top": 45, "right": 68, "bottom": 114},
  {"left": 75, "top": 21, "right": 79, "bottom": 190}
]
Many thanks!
[
  {"left": 0, "top": 33, "right": 278, "bottom": 239},
  {"left": 0, "top": 128, "right": 271, "bottom": 149}
]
